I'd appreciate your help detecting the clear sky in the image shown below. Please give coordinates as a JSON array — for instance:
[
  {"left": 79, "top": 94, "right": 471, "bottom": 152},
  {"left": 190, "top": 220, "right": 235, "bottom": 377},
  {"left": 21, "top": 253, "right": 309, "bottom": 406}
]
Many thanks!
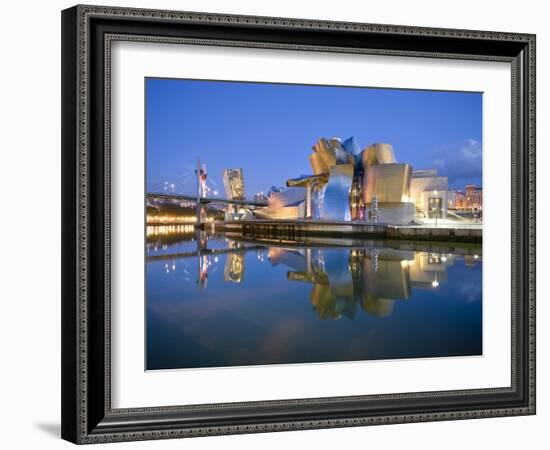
[{"left": 146, "top": 78, "right": 482, "bottom": 197}]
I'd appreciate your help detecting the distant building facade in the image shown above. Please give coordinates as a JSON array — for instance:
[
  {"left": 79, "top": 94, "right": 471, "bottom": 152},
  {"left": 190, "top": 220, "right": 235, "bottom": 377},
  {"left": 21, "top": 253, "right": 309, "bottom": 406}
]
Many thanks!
[
  {"left": 222, "top": 168, "right": 248, "bottom": 221},
  {"left": 465, "top": 184, "right": 483, "bottom": 209},
  {"left": 446, "top": 185, "right": 482, "bottom": 210},
  {"left": 222, "top": 168, "right": 245, "bottom": 200},
  {"left": 447, "top": 190, "right": 462, "bottom": 209}
]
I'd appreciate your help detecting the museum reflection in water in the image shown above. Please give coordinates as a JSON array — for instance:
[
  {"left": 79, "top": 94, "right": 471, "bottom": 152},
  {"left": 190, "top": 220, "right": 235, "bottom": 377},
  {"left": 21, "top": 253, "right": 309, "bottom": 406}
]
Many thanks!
[{"left": 146, "top": 227, "right": 483, "bottom": 370}]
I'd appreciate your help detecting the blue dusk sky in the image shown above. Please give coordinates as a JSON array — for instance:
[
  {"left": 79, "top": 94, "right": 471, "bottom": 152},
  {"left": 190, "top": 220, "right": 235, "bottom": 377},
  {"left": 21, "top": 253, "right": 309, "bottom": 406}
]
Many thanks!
[{"left": 146, "top": 78, "right": 482, "bottom": 196}]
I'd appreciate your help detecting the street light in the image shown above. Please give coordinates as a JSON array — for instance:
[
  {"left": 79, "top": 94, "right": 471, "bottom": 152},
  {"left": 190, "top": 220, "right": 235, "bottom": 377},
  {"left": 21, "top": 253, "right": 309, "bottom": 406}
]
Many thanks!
[{"left": 433, "top": 190, "right": 438, "bottom": 228}]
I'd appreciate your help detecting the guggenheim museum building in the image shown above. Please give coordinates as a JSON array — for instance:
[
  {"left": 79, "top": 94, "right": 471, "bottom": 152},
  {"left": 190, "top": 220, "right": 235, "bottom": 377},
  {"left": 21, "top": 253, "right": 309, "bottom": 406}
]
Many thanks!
[{"left": 253, "top": 136, "right": 449, "bottom": 225}]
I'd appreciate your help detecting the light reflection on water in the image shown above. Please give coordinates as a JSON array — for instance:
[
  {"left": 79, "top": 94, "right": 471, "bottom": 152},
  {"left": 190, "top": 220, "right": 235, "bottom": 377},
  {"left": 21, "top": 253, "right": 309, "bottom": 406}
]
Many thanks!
[{"left": 146, "top": 229, "right": 482, "bottom": 370}]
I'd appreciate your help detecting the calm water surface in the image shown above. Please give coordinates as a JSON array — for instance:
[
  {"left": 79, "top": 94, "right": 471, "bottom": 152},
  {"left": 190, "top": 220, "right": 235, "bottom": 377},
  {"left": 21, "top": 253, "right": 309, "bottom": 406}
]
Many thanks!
[{"left": 146, "top": 227, "right": 482, "bottom": 370}]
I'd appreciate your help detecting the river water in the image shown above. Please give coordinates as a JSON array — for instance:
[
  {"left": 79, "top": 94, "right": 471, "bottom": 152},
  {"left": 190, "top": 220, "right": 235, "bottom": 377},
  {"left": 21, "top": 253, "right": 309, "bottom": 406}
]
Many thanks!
[{"left": 146, "top": 226, "right": 482, "bottom": 370}]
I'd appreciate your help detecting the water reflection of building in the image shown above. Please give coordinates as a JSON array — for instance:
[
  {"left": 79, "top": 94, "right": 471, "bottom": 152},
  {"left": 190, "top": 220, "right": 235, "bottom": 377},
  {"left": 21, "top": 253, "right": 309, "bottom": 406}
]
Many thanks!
[
  {"left": 254, "top": 136, "right": 450, "bottom": 224},
  {"left": 146, "top": 228, "right": 480, "bottom": 319},
  {"left": 224, "top": 253, "right": 245, "bottom": 282},
  {"left": 270, "top": 246, "right": 457, "bottom": 320},
  {"left": 407, "top": 252, "right": 454, "bottom": 287},
  {"left": 464, "top": 253, "right": 481, "bottom": 266},
  {"left": 223, "top": 168, "right": 253, "bottom": 221}
]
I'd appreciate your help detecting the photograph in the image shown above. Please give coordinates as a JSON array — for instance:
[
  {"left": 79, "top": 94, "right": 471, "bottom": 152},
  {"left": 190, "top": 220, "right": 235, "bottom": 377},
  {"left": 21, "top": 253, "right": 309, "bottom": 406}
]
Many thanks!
[
  {"left": 55, "top": 2, "right": 536, "bottom": 445},
  {"left": 145, "top": 78, "right": 484, "bottom": 371}
]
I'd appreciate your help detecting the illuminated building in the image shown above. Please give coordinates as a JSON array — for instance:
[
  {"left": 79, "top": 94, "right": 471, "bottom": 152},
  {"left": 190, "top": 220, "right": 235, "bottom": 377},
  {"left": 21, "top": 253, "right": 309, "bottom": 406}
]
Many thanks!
[
  {"left": 222, "top": 168, "right": 247, "bottom": 220},
  {"left": 361, "top": 149, "right": 414, "bottom": 224},
  {"left": 446, "top": 186, "right": 482, "bottom": 211},
  {"left": 446, "top": 190, "right": 459, "bottom": 209},
  {"left": 254, "top": 137, "right": 416, "bottom": 224},
  {"left": 323, "top": 164, "right": 355, "bottom": 220},
  {"left": 465, "top": 184, "right": 483, "bottom": 209},
  {"left": 222, "top": 168, "right": 245, "bottom": 200},
  {"left": 250, "top": 135, "right": 478, "bottom": 225},
  {"left": 409, "top": 169, "right": 449, "bottom": 219},
  {"left": 453, "top": 191, "right": 466, "bottom": 209}
]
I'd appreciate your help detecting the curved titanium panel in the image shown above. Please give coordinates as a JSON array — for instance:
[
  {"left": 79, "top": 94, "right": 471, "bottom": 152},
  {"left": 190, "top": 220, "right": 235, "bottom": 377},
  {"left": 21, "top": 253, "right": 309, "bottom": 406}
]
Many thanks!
[
  {"left": 311, "top": 137, "right": 355, "bottom": 174},
  {"left": 321, "top": 164, "right": 354, "bottom": 220},
  {"left": 362, "top": 163, "right": 412, "bottom": 203},
  {"left": 310, "top": 148, "right": 336, "bottom": 175},
  {"left": 342, "top": 136, "right": 362, "bottom": 156},
  {"left": 361, "top": 143, "right": 397, "bottom": 167},
  {"left": 334, "top": 147, "right": 355, "bottom": 165},
  {"left": 361, "top": 146, "right": 378, "bottom": 168},
  {"left": 253, "top": 187, "right": 306, "bottom": 219},
  {"left": 373, "top": 143, "right": 397, "bottom": 164}
]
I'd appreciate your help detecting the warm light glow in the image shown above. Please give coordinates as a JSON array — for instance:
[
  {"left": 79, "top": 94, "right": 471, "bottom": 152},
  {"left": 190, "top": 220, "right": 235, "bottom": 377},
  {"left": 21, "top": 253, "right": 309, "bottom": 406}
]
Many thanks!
[
  {"left": 146, "top": 224, "right": 195, "bottom": 237},
  {"left": 147, "top": 214, "right": 197, "bottom": 224}
]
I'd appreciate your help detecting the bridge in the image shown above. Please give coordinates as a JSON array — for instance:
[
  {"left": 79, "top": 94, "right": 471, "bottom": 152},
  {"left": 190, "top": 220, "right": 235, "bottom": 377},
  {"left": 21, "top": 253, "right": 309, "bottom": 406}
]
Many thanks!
[{"left": 146, "top": 192, "right": 268, "bottom": 208}]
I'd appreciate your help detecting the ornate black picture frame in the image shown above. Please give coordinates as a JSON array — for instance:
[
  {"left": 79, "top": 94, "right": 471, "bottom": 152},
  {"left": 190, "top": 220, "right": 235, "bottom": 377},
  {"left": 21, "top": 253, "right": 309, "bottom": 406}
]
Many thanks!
[{"left": 61, "top": 4, "right": 536, "bottom": 444}]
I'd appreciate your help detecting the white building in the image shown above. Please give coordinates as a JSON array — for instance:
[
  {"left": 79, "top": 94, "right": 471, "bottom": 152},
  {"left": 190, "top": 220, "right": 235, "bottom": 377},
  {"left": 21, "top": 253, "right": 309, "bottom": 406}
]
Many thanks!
[{"left": 409, "top": 169, "right": 449, "bottom": 219}]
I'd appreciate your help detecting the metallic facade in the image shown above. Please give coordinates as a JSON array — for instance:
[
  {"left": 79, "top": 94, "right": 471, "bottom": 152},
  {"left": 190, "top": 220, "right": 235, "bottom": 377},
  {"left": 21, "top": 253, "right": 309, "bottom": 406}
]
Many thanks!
[
  {"left": 362, "top": 163, "right": 412, "bottom": 204},
  {"left": 308, "top": 139, "right": 413, "bottom": 223},
  {"left": 310, "top": 137, "right": 354, "bottom": 175},
  {"left": 371, "top": 202, "right": 416, "bottom": 225},
  {"left": 362, "top": 142, "right": 397, "bottom": 167},
  {"left": 342, "top": 136, "right": 362, "bottom": 156},
  {"left": 321, "top": 164, "right": 354, "bottom": 221},
  {"left": 251, "top": 136, "right": 441, "bottom": 224},
  {"left": 359, "top": 144, "right": 415, "bottom": 224},
  {"left": 254, "top": 187, "right": 306, "bottom": 220},
  {"left": 309, "top": 137, "right": 357, "bottom": 221}
]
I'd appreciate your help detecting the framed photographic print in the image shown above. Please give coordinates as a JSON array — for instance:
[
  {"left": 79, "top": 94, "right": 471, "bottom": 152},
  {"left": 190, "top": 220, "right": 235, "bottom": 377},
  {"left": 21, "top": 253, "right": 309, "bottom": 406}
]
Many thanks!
[{"left": 61, "top": 4, "right": 536, "bottom": 444}]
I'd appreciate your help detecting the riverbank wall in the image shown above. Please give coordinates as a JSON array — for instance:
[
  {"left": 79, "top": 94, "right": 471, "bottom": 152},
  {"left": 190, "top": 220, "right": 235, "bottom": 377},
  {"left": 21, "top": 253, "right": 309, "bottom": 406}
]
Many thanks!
[{"left": 202, "top": 219, "right": 482, "bottom": 244}]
